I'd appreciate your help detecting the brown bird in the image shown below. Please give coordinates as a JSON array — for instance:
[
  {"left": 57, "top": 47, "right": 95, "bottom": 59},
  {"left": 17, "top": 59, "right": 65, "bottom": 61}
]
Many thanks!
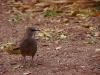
[{"left": 13, "top": 27, "right": 39, "bottom": 66}]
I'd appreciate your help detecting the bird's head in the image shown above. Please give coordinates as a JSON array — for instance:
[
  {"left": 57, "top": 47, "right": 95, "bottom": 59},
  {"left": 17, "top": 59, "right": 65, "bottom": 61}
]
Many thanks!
[
  {"left": 26, "top": 27, "right": 40, "bottom": 37},
  {"left": 27, "top": 27, "right": 40, "bottom": 32}
]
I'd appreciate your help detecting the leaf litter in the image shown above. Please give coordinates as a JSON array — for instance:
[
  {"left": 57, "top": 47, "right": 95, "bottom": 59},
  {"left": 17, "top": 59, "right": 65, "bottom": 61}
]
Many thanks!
[{"left": 0, "top": 0, "right": 100, "bottom": 75}]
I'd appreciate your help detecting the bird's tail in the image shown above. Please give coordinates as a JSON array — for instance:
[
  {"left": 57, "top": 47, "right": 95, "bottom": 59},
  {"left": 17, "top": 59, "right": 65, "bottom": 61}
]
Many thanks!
[{"left": 12, "top": 47, "right": 20, "bottom": 50}]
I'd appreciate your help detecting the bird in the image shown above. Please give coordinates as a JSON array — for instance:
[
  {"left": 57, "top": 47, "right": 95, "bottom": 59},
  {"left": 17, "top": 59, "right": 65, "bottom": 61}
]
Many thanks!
[{"left": 13, "top": 27, "right": 39, "bottom": 66}]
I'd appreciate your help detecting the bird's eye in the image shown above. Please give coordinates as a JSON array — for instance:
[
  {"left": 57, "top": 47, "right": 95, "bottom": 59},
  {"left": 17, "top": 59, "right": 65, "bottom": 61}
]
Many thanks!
[{"left": 30, "top": 29, "right": 33, "bottom": 31}]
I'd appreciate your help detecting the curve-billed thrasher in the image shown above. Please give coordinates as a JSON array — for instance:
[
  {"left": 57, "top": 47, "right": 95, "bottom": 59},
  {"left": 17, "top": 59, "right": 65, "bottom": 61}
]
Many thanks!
[{"left": 13, "top": 27, "right": 39, "bottom": 66}]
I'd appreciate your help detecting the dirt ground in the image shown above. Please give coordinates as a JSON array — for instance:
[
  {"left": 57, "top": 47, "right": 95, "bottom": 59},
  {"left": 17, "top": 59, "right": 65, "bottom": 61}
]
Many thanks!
[{"left": 0, "top": 2, "right": 100, "bottom": 75}]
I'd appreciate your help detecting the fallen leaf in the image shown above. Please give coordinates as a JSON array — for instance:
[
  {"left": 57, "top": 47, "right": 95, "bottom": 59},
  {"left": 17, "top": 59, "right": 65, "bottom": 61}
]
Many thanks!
[
  {"left": 15, "top": 17, "right": 21, "bottom": 21},
  {"left": 0, "top": 42, "right": 15, "bottom": 51},
  {"left": 77, "top": 13, "right": 89, "bottom": 17},
  {"left": 6, "top": 49, "right": 21, "bottom": 54},
  {"left": 43, "top": 10, "right": 59, "bottom": 17},
  {"left": 74, "top": 21, "right": 82, "bottom": 23},
  {"left": 56, "top": 19, "right": 61, "bottom": 23},
  {"left": 0, "top": 43, "right": 8, "bottom": 47},
  {"left": 0, "top": 46, "right": 4, "bottom": 50},
  {"left": 60, "top": 34, "right": 67, "bottom": 40},
  {"left": 94, "top": 32, "right": 99, "bottom": 37},
  {"left": 45, "top": 37, "right": 50, "bottom": 40},
  {"left": 56, "top": 46, "right": 62, "bottom": 50},
  {"left": 55, "top": 41, "right": 59, "bottom": 44},
  {"left": 95, "top": 49, "right": 100, "bottom": 52},
  {"left": 63, "top": 19, "right": 69, "bottom": 23},
  {"left": 42, "top": 43, "right": 49, "bottom": 46},
  {"left": 82, "top": 23, "right": 92, "bottom": 28},
  {"left": 38, "top": 32, "right": 51, "bottom": 37},
  {"left": 23, "top": 72, "right": 31, "bottom": 75},
  {"left": 89, "top": 27, "right": 95, "bottom": 30},
  {"left": 12, "top": 6, "right": 18, "bottom": 12},
  {"left": 65, "top": 23, "right": 69, "bottom": 26},
  {"left": 57, "top": 58, "right": 60, "bottom": 63},
  {"left": 44, "top": 32, "right": 52, "bottom": 37},
  {"left": 47, "top": 48, "right": 50, "bottom": 50},
  {"left": 21, "top": 4, "right": 31, "bottom": 9},
  {"left": 84, "top": 41, "right": 93, "bottom": 44},
  {"left": 35, "top": 1, "right": 52, "bottom": 7},
  {"left": 80, "top": 66, "right": 86, "bottom": 68},
  {"left": 38, "top": 32, "right": 44, "bottom": 37},
  {"left": 12, "top": 65, "right": 20, "bottom": 70},
  {"left": 7, "top": 42, "right": 14, "bottom": 45},
  {"left": 70, "top": 10, "right": 79, "bottom": 17}
]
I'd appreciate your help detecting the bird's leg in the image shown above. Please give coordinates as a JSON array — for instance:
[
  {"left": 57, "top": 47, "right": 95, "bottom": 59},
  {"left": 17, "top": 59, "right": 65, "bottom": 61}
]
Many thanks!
[
  {"left": 31, "top": 56, "right": 34, "bottom": 66},
  {"left": 23, "top": 56, "right": 26, "bottom": 67}
]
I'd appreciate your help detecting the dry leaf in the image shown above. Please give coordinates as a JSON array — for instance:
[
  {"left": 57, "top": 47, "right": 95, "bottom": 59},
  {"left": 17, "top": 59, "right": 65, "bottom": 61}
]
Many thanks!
[
  {"left": 56, "top": 46, "right": 62, "bottom": 50},
  {"left": 63, "top": 19, "right": 69, "bottom": 23},
  {"left": 57, "top": 58, "right": 60, "bottom": 63},
  {"left": 21, "top": 4, "right": 31, "bottom": 9},
  {"left": 6, "top": 49, "right": 20, "bottom": 54},
  {"left": 56, "top": 19, "right": 61, "bottom": 23},
  {"left": 45, "top": 37, "right": 50, "bottom": 40},
  {"left": 60, "top": 34, "right": 67, "bottom": 40},
  {"left": 94, "top": 32, "right": 99, "bottom": 37},
  {"left": 38, "top": 32, "right": 45, "bottom": 37},
  {"left": 82, "top": 23, "right": 92, "bottom": 28},
  {"left": 23, "top": 71, "right": 31, "bottom": 75},
  {"left": 7, "top": 42, "right": 14, "bottom": 45},
  {"left": 12, "top": 65, "right": 20, "bottom": 70},
  {"left": 95, "top": 10, "right": 100, "bottom": 16},
  {"left": 74, "top": 1, "right": 97, "bottom": 9},
  {"left": 7, "top": 50, "right": 20, "bottom": 54},
  {"left": 42, "top": 43, "right": 49, "bottom": 46},
  {"left": 72, "top": 11, "right": 79, "bottom": 17},
  {"left": 44, "top": 32, "right": 52, "bottom": 37},
  {"left": 38, "top": 32, "right": 51, "bottom": 37},
  {"left": 95, "top": 49, "right": 100, "bottom": 52},
  {"left": 84, "top": 41, "right": 93, "bottom": 44},
  {"left": 0, "top": 46, "right": 4, "bottom": 50},
  {"left": 35, "top": 2, "right": 52, "bottom": 7},
  {"left": 0, "top": 42, "right": 14, "bottom": 48},
  {"left": 47, "top": 48, "right": 50, "bottom": 50}
]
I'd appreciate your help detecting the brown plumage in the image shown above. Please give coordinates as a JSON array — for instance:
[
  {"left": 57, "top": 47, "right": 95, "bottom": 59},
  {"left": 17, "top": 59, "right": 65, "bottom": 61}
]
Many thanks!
[{"left": 13, "top": 27, "right": 39, "bottom": 66}]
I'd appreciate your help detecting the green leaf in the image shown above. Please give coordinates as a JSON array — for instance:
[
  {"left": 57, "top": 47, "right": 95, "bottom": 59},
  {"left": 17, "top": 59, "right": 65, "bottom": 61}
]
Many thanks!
[
  {"left": 15, "top": 17, "right": 21, "bottom": 21},
  {"left": 84, "top": 41, "right": 93, "bottom": 44},
  {"left": 12, "top": 65, "right": 20, "bottom": 70},
  {"left": 49, "top": 10, "right": 59, "bottom": 16},
  {"left": 94, "top": 6, "right": 100, "bottom": 10},
  {"left": 43, "top": 10, "right": 60, "bottom": 17}
]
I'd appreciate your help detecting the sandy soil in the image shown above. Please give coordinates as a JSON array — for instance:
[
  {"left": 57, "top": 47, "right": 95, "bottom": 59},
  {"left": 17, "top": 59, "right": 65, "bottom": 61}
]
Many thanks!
[{"left": 0, "top": 2, "right": 100, "bottom": 75}]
